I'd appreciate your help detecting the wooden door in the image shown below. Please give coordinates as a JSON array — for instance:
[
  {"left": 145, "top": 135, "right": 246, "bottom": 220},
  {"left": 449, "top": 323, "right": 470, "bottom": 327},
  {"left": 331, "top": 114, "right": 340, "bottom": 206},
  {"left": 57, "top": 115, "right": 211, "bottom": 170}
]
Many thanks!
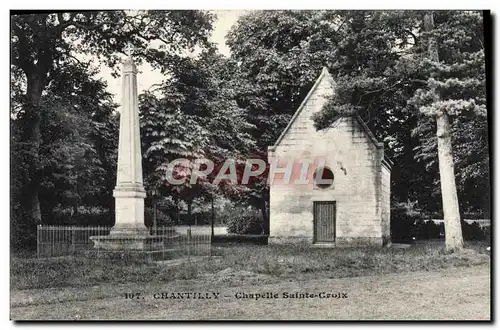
[{"left": 313, "top": 201, "right": 336, "bottom": 243}]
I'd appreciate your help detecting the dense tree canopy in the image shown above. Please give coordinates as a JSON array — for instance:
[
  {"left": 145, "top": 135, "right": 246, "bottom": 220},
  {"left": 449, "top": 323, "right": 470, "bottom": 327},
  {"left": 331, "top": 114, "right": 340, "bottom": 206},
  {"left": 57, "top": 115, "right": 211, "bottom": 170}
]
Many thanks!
[
  {"left": 139, "top": 48, "right": 257, "bottom": 223},
  {"left": 10, "top": 10, "right": 490, "bottom": 247}
]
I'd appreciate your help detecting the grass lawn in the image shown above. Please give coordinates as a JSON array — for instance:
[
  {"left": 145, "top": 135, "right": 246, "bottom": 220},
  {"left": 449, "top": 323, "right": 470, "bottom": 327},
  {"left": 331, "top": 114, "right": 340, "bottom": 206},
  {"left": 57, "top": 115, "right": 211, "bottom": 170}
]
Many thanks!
[
  {"left": 11, "top": 241, "right": 490, "bottom": 291},
  {"left": 10, "top": 241, "right": 491, "bottom": 320}
]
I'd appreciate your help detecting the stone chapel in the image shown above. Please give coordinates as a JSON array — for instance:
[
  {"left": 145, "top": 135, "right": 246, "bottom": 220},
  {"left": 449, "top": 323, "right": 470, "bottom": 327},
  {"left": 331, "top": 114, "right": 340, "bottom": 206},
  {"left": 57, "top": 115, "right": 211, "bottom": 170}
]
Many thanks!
[{"left": 267, "top": 67, "right": 392, "bottom": 246}]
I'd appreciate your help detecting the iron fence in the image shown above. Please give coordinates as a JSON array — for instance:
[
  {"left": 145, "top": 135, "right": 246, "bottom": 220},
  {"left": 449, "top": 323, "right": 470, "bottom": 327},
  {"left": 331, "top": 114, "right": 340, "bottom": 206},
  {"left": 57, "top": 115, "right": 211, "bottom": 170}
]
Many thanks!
[{"left": 37, "top": 225, "right": 211, "bottom": 259}]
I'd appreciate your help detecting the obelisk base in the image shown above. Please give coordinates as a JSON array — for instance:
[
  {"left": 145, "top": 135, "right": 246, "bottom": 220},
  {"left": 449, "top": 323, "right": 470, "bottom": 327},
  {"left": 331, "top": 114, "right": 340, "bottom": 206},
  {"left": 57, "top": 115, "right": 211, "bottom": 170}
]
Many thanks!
[
  {"left": 112, "top": 186, "right": 147, "bottom": 233},
  {"left": 90, "top": 185, "right": 174, "bottom": 252}
]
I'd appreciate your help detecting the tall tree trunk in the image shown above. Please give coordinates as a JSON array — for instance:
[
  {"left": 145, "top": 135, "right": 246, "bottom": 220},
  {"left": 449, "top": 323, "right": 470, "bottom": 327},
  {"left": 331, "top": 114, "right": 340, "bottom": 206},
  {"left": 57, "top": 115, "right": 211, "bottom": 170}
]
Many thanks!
[
  {"left": 424, "top": 12, "right": 464, "bottom": 251},
  {"left": 436, "top": 113, "right": 464, "bottom": 250},
  {"left": 19, "top": 72, "right": 45, "bottom": 239}
]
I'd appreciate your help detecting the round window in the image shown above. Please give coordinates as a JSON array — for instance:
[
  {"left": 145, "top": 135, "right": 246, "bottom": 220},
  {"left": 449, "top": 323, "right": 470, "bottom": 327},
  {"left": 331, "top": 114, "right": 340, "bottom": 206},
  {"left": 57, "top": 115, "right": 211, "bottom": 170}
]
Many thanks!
[{"left": 313, "top": 167, "right": 334, "bottom": 189}]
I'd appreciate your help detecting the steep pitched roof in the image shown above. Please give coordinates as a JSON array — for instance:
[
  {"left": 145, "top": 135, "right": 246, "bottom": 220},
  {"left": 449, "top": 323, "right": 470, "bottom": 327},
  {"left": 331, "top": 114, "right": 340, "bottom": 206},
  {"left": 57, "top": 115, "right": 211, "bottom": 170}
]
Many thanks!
[
  {"left": 271, "top": 68, "right": 378, "bottom": 146},
  {"left": 351, "top": 114, "right": 383, "bottom": 149},
  {"left": 270, "top": 67, "right": 334, "bottom": 149},
  {"left": 268, "top": 67, "right": 393, "bottom": 170}
]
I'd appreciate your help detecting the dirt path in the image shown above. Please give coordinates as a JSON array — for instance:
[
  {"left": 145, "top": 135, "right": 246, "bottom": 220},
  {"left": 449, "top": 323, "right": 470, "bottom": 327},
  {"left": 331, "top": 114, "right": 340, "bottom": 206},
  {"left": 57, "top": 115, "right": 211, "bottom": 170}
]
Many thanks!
[{"left": 11, "top": 265, "right": 490, "bottom": 320}]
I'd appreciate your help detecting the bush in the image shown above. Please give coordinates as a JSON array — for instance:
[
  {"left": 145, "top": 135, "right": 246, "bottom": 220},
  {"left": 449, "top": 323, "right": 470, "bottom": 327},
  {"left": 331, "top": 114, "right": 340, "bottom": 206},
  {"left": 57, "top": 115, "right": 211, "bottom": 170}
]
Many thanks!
[
  {"left": 11, "top": 212, "right": 37, "bottom": 251},
  {"left": 390, "top": 202, "right": 424, "bottom": 242},
  {"left": 461, "top": 221, "right": 487, "bottom": 241},
  {"left": 409, "top": 220, "right": 488, "bottom": 241},
  {"left": 144, "top": 207, "right": 174, "bottom": 227},
  {"left": 391, "top": 201, "right": 489, "bottom": 242},
  {"left": 226, "top": 208, "right": 263, "bottom": 235},
  {"left": 482, "top": 226, "right": 491, "bottom": 242},
  {"left": 49, "top": 206, "right": 113, "bottom": 226},
  {"left": 216, "top": 201, "right": 241, "bottom": 226},
  {"left": 410, "top": 220, "right": 444, "bottom": 239}
]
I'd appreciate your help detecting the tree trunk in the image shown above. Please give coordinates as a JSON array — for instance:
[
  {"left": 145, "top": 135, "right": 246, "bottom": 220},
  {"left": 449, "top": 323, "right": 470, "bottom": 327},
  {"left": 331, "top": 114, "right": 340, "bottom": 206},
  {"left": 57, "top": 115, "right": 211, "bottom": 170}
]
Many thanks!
[
  {"left": 19, "top": 72, "right": 45, "bottom": 234},
  {"left": 176, "top": 196, "right": 180, "bottom": 225},
  {"left": 211, "top": 197, "right": 215, "bottom": 239},
  {"left": 187, "top": 199, "right": 192, "bottom": 227},
  {"left": 260, "top": 199, "right": 269, "bottom": 236},
  {"left": 424, "top": 11, "right": 463, "bottom": 251},
  {"left": 436, "top": 113, "right": 464, "bottom": 251},
  {"left": 153, "top": 198, "right": 157, "bottom": 231}
]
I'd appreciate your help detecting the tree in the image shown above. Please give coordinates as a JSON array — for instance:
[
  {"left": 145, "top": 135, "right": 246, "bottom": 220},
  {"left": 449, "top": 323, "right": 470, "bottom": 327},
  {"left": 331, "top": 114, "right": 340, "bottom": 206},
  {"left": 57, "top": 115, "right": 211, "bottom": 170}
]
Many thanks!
[
  {"left": 11, "top": 10, "right": 214, "bottom": 237},
  {"left": 425, "top": 10, "right": 464, "bottom": 250},
  {"left": 11, "top": 60, "right": 119, "bottom": 247},
  {"left": 409, "top": 11, "right": 485, "bottom": 251},
  {"left": 140, "top": 48, "right": 256, "bottom": 225},
  {"left": 140, "top": 94, "right": 212, "bottom": 224},
  {"left": 227, "top": 10, "right": 341, "bottom": 149},
  {"left": 311, "top": 10, "right": 486, "bottom": 250},
  {"left": 412, "top": 99, "right": 490, "bottom": 216},
  {"left": 38, "top": 63, "right": 119, "bottom": 224}
]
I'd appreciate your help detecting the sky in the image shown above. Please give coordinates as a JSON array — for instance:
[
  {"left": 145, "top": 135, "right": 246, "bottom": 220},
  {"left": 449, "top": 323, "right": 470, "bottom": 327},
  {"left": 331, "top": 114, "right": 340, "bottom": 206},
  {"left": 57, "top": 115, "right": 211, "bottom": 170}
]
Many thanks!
[{"left": 102, "top": 10, "right": 250, "bottom": 105}]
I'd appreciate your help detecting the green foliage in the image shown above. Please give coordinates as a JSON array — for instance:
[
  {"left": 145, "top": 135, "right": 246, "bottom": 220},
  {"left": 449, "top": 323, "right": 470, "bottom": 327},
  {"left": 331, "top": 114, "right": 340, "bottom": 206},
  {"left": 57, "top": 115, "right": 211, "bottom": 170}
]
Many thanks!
[
  {"left": 11, "top": 63, "right": 120, "bottom": 241},
  {"left": 11, "top": 10, "right": 215, "bottom": 245},
  {"left": 412, "top": 111, "right": 490, "bottom": 213},
  {"left": 461, "top": 221, "right": 488, "bottom": 241},
  {"left": 140, "top": 49, "right": 256, "bottom": 207},
  {"left": 227, "top": 11, "right": 350, "bottom": 230},
  {"left": 144, "top": 207, "right": 174, "bottom": 227},
  {"left": 225, "top": 207, "right": 263, "bottom": 235},
  {"left": 391, "top": 202, "right": 425, "bottom": 242},
  {"left": 409, "top": 11, "right": 488, "bottom": 215},
  {"left": 391, "top": 201, "right": 489, "bottom": 242},
  {"left": 11, "top": 11, "right": 215, "bottom": 79},
  {"left": 50, "top": 206, "right": 111, "bottom": 226},
  {"left": 412, "top": 220, "right": 443, "bottom": 240},
  {"left": 227, "top": 10, "right": 340, "bottom": 149},
  {"left": 408, "top": 12, "right": 485, "bottom": 116}
]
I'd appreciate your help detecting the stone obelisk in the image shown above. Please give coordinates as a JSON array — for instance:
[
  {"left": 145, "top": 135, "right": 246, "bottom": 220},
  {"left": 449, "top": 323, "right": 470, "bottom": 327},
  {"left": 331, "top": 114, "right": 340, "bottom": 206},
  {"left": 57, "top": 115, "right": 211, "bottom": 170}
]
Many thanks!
[
  {"left": 112, "top": 54, "right": 147, "bottom": 232},
  {"left": 90, "top": 53, "right": 183, "bottom": 254}
]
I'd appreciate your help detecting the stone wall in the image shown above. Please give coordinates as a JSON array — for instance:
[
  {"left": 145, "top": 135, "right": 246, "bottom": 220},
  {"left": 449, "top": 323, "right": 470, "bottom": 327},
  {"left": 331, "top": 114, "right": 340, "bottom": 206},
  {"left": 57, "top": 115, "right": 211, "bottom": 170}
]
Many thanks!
[{"left": 380, "top": 162, "right": 391, "bottom": 245}]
